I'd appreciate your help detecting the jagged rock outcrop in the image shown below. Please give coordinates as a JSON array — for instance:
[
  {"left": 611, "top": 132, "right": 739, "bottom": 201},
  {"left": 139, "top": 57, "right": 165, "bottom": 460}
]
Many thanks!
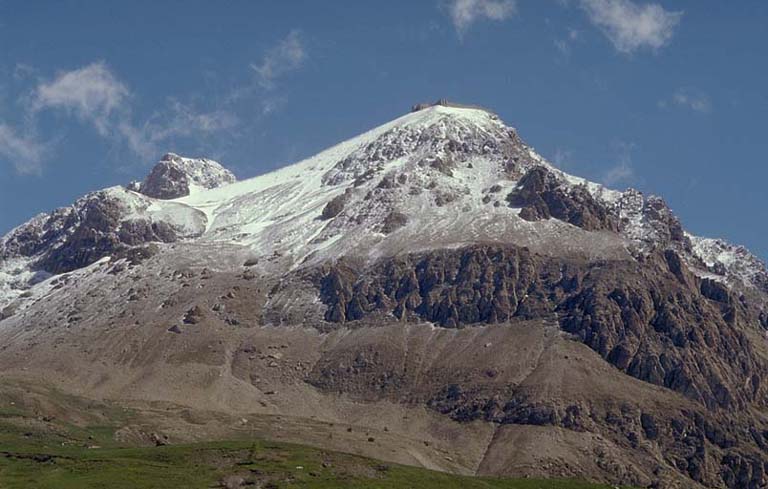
[
  {"left": 689, "top": 236, "right": 768, "bottom": 293},
  {"left": 313, "top": 245, "right": 766, "bottom": 410},
  {"left": 138, "top": 153, "right": 235, "bottom": 199},
  {"left": 1, "top": 187, "right": 206, "bottom": 276},
  {"left": 320, "top": 192, "right": 348, "bottom": 220},
  {"left": 616, "top": 189, "right": 689, "bottom": 253},
  {"left": 507, "top": 167, "right": 619, "bottom": 231},
  {"left": 321, "top": 108, "right": 536, "bottom": 187},
  {"left": 305, "top": 243, "right": 768, "bottom": 488},
  {"left": 557, "top": 250, "right": 764, "bottom": 410}
]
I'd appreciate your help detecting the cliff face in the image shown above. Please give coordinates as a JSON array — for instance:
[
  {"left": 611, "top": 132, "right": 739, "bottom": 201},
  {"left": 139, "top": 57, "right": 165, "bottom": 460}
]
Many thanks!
[
  {"left": 312, "top": 243, "right": 765, "bottom": 403},
  {"left": 303, "top": 244, "right": 768, "bottom": 488}
]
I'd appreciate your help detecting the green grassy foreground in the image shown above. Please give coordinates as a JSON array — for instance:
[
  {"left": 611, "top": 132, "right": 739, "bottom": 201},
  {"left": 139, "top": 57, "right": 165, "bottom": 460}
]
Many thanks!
[
  {"left": 0, "top": 439, "right": 630, "bottom": 489},
  {"left": 0, "top": 383, "right": 633, "bottom": 489}
]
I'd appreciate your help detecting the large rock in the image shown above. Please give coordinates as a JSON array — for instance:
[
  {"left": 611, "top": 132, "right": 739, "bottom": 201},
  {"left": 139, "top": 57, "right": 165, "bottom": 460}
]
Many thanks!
[
  {"left": 506, "top": 167, "right": 619, "bottom": 232},
  {"left": 138, "top": 153, "right": 236, "bottom": 199}
]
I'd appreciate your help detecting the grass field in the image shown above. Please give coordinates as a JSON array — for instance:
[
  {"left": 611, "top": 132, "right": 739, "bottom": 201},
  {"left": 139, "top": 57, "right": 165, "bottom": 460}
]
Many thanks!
[
  {"left": 0, "top": 382, "right": 632, "bottom": 489},
  {"left": 0, "top": 439, "right": 633, "bottom": 489}
]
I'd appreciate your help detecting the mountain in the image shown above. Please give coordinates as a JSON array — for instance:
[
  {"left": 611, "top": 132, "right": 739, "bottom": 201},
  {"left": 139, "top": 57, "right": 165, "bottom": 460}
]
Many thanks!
[{"left": 1, "top": 101, "right": 767, "bottom": 488}]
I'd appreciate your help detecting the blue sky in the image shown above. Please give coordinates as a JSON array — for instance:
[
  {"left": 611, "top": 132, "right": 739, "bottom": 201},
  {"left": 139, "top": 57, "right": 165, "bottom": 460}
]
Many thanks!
[{"left": 0, "top": 0, "right": 767, "bottom": 259}]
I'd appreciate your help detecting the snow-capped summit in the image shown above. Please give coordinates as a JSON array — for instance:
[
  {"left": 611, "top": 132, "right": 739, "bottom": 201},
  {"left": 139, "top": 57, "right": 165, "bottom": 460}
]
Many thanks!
[
  {"left": 138, "top": 153, "right": 236, "bottom": 199},
  {"left": 1, "top": 103, "right": 766, "bottom": 314},
  {"left": 175, "top": 104, "right": 550, "bottom": 267}
]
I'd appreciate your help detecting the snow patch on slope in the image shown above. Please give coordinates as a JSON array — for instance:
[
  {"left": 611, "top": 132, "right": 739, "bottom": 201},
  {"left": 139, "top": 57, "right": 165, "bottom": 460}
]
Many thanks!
[
  {"left": 0, "top": 186, "right": 207, "bottom": 312},
  {"left": 175, "top": 105, "right": 548, "bottom": 268},
  {"left": 688, "top": 234, "right": 768, "bottom": 291}
]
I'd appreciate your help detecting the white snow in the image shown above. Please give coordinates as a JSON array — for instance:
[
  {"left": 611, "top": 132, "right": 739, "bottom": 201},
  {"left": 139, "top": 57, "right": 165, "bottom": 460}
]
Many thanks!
[
  {"left": 688, "top": 234, "right": 768, "bottom": 290},
  {"left": 174, "top": 105, "right": 522, "bottom": 267}
]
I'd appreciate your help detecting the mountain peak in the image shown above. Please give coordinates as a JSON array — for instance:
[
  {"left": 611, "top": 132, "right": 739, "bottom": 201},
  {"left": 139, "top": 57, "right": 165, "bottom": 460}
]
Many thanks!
[
  {"left": 319, "top": 102, "right": 529, "bottom": 188},
  {"left": 137, "top": 153, "right": 236, "bottom": 199},
  {"left": 410, "top": 98, "right": 495, "bottom": 115}
]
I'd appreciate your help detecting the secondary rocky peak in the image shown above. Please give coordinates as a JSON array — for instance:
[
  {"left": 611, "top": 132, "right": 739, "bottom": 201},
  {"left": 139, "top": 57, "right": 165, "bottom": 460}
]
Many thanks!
[{"left": 137, "top": 153, "right": 236, "bottom": 199}]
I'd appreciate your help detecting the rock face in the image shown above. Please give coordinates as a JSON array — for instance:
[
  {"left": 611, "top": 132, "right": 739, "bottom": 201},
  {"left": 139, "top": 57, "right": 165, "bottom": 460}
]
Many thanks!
[
  {"left": 506, "top": 167, "right": 619, "bottom": 231},
  {"left": 313, "top": 245, "right": 765, "bottom": 409},
  {"left": 0, "top": 186, "right": 207, "bottom": 307},
  {"left": 2, "top": 188, "right": 206, "bottom": 275},
  {"left": 139, "top": 153, "right": 236, "bottom": 199},
  {"left": 304, "top": 244, "right": 768, "bottom": 488}
]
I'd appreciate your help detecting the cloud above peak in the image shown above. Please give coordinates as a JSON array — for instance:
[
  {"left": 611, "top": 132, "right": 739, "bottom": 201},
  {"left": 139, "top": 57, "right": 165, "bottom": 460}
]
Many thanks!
[
  {"left": 31, "top": 62, "right": 129, "bottom": 135},
  {"left": 0, "top": 124, "right": 46, "bottom": 175},
  {"left": 252, "top": 30, "right": 307, "bottom": 90},
  {"left": 448, "top": 0, "right": 517, "bottom": 38},
  {"left": 17, "top": 61, "right": 241, "bottom": 170},
  {"left": 1, "top": 26, "right": 310, "bottom": 176},
  {"left": 580, "top": 0, "right": 682, "bottom": 53},
  {"left": 602, "top": 141, "right": 637, "bottom": 187},
  {"left": 443, "top": 0, "right": 680, "bottom": 52}
]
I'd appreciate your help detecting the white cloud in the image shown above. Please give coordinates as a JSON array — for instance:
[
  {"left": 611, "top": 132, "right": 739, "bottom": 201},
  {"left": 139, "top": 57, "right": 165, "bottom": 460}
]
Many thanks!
[
  {"left": 667, "top": 88, "right": 711, "bottom": 113},
  {"left": 602, "top": 142, "right": 636, "bottom": 187},
  {"left": 552, "top": 148, "right": 573, "bottom": 168},
  {"left": 0, "top": 124, "right": 46, "bottom": 175},
  {"left": 260, "top": 96, "right": 286, "bottom": 116},
  {"left": 155, "top": 101, "right": 238, "bottom": 140},
  {"left": 602, "top": 161, "right": 634, "bottom": 186},
  {"left": 448, "top": 0, "right": 517, "bottom": 38},
  {"left": 554, "top": 39, "right": 570, "bottom": 55},
  {"left": 28, "top": 62, "right": 239, "bottom": 164},
  {"left": 580, "top": 0, "right": 682, "bottom": 53},
  {"left": 554, "top": 30, "right": 580, "bottom": 56},
  {"left": 13, "top": 63, "right": 36, "bottom": 81},
  {"left": 9, "top": 32, "right": 304, "bottom": 174},
  {"left": 118, "top": 101, "right": 239, "bottom": 159},
  {"left": 252, "top": 30, "right": 306, "bottom": 90},
  {"left": 31, "top": 62, "right": 129, "bottom": 135}
]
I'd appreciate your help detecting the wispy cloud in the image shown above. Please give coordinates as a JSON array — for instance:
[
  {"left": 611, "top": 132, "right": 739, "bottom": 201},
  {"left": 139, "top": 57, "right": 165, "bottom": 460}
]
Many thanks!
[
  {"left": 602, "top": 142, "right": 636, "bottom": 187},
  {"left": 603, "top": 161, "right": 634, "bottom": 186},
  {"left": 0, "top": 123, "right": 46, "bottom": 175},
  {"left": 27, "top": 62, "right": 239, "bottom": 164},
  {"left": 4, "top": 30, "right": 308, "bottom": 174},
  {"left": 13, "top": 63, "right": 36, "bottom": 81},
  {"left": 117, "top": 101, "right": 239, "bottom": 159},
  {"left": 659, "top": 87, "right": 712, "bottom": 113},
  {"left": 580, "top": 0, "right": 682, "bottom": 54},
  {"left": 31, "top": 62, "right": 129, "bottom": 135},
  {"left": 252, "top": 30, "right": 306, "bottom": 90},
  {"left": 152, "top": 101, "right": 239, "bottom": 141},
  {"left": 554, "top": 28, "right": 581, "bottom": 56},
  {"left": 551, "top": 148, "right": 573, "bottom": 169},
  {"left": 447, "top": 0, "right": 517, "bottom": 38}
]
